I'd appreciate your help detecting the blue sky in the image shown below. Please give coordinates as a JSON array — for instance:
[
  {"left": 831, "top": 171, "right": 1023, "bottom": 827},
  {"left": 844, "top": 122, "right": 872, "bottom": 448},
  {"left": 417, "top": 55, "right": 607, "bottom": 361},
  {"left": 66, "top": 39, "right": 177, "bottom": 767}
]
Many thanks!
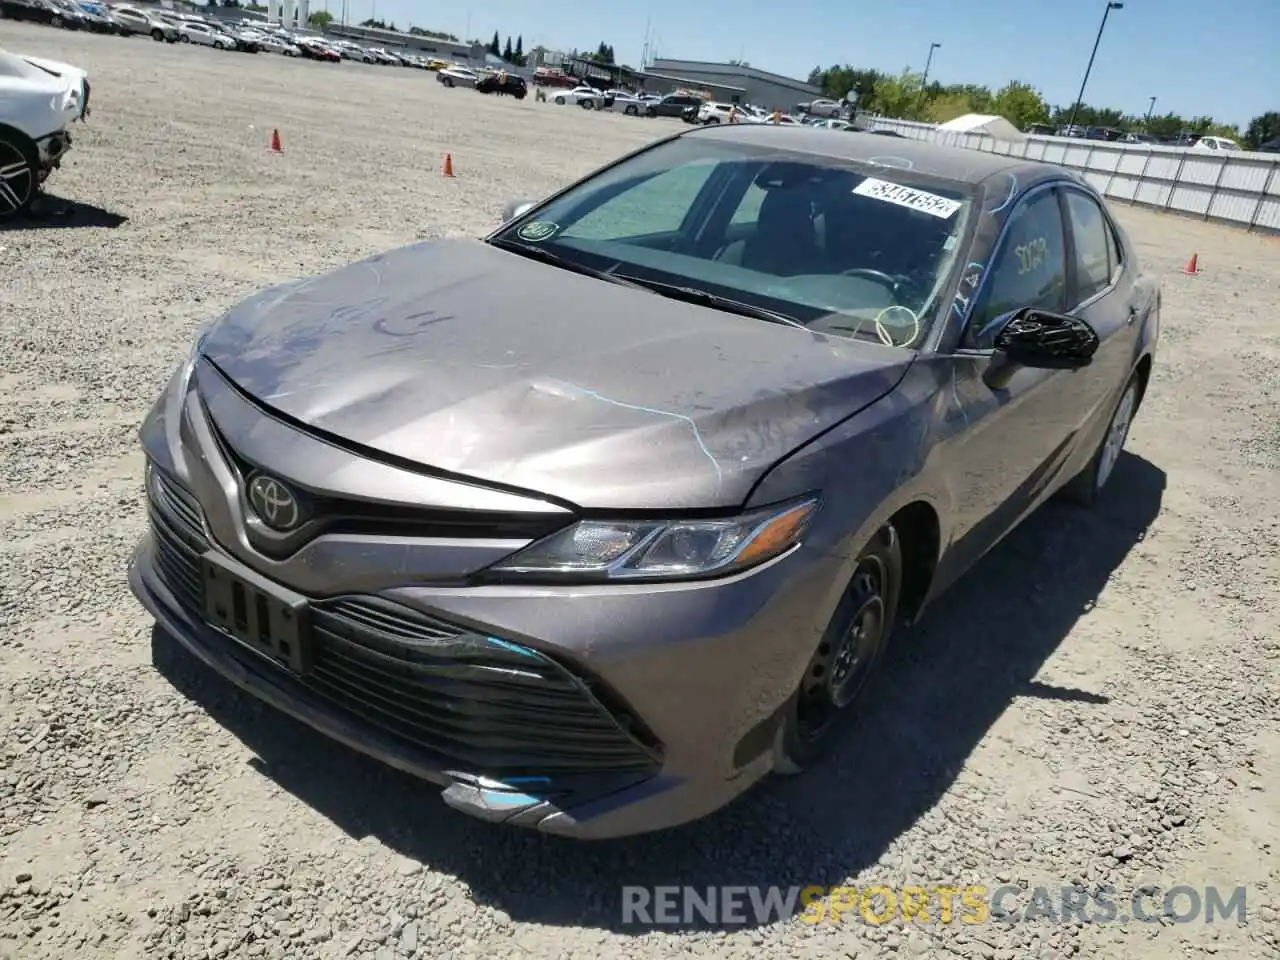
[{"left": 341, "top": 0, "right": 1278, "bottom": 128}]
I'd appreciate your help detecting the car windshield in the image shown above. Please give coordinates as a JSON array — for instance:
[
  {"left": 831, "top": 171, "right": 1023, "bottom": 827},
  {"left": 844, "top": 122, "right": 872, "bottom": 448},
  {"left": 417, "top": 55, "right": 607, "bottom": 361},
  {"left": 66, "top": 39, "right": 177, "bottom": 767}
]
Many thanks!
[{"left": 490, "top": 136, "right": 973, "bottom": 347}]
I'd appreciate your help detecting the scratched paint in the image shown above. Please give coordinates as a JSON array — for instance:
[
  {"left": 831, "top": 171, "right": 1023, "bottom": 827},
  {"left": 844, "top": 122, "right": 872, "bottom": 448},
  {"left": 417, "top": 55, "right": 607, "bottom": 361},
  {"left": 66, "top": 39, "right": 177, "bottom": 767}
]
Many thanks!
[
  {"left": 546, "top": 380, "right": 724, "bottom": 488},
  {"left": 867, "top": 156, "right": 915, "bottom": 170},
  {"left": 985, "top": 173, "right": 1018, "bottom": 216},
  {"left": 951, "top": 261, "right": 985, "bottom": 320}
]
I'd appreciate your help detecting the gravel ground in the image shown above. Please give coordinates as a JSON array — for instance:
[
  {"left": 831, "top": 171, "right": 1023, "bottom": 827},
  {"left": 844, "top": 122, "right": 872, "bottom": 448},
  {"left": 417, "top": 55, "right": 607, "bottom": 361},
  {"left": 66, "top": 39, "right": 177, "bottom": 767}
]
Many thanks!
[{"left": 1, "top": 24, "right": 1277, "bottom": 960}]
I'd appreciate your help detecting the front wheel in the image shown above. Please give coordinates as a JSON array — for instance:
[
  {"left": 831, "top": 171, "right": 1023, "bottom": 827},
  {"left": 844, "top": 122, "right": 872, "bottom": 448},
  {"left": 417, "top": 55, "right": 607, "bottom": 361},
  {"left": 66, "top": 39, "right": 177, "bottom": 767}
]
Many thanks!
[
  {"left": 151, "top": 27, "right": 163, "bottom": 40},
  {"left": 625, "top": 104, "right": 638, "bottom": 115},
  {"left": 1060, "top": 373, "right": 1142, "bottom": 506},
  {"left": 580, "top": 99, "right": 594, "bottom": 110},
  {"left": 178, "top": 33, "right": 190, "bottom": 42},
  {"left": 554, "top": 95, "right": 565, "bottom": 105},
  {"left": 773, "top": 523, "right": 902, "bottom": 774},
  {"left": 0, "top": 132, "right": 39, "bottom": 222},
  {"left": 213, "top": 39, "right": 225, "bottom": 49}
]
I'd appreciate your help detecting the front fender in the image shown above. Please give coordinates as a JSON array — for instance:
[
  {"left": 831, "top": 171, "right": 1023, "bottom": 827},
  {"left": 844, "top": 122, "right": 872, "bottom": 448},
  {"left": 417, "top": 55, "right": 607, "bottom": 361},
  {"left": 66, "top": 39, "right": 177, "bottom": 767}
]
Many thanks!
[{"left": 745, "top": 360, "right": 950, "bottom": 632}]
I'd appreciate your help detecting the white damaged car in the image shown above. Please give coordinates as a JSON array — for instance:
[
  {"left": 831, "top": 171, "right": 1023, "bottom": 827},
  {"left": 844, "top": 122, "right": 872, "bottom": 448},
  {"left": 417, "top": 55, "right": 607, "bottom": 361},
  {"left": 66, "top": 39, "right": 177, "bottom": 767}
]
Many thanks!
[{"left": 0, "top": 49, "right": 90, "bottom": 220}]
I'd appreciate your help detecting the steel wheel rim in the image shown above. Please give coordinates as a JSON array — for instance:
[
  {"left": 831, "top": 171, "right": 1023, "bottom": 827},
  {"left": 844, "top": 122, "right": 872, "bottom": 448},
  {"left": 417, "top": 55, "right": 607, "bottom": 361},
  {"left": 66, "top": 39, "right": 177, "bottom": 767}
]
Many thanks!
[
  {"left": 0, "top": 141, "right": 34, "bottom": 216},
  {"left": 796, "top": 556, "right": 888, "bottom": 743},
  {"left": 1096, "top": 382, "right": 1137, "bottom": 491}
]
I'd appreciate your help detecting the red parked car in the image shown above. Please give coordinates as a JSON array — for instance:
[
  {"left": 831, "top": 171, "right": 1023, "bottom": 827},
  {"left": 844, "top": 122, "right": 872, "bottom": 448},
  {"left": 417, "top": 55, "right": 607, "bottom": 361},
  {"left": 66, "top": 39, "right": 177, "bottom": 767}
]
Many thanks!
[{"left": 296, "top": 38, "right": 341, "bottom": 62}]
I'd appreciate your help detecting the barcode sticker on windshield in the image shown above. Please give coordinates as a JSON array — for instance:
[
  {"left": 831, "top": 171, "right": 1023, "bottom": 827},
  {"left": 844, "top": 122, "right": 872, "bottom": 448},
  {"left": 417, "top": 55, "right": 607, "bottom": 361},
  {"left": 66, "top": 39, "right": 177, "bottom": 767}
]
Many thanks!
[{"left": 853, "top": 177, "right": 963, "bottom": 219}]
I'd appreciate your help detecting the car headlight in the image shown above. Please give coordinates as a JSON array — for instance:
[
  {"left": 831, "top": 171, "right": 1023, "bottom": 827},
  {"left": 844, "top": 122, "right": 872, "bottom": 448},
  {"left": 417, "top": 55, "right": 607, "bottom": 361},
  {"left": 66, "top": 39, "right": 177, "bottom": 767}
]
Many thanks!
[{"left": 485, "top": 496, "right": 821, "bottom": 583}]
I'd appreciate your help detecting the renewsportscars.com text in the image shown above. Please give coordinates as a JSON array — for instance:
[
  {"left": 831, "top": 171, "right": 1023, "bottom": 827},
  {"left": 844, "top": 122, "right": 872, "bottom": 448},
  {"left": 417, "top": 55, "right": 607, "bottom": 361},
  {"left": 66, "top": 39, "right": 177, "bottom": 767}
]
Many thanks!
[{"left": 621, "top": 884, "right": 1248, "bottom": 927}]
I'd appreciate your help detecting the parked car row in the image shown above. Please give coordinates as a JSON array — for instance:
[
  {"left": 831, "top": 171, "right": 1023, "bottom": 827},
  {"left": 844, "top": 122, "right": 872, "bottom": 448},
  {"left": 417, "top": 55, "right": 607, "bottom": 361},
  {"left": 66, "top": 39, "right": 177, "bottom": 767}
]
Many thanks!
[{"left": 0, "top": 2, "right": 449, "bottom": 67}]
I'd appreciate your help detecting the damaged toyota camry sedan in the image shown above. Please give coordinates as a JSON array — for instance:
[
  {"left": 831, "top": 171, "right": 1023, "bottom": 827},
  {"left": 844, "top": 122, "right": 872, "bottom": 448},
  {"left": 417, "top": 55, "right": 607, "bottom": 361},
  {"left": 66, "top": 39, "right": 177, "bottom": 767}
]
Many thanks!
[{"left": 129, "top": 125, "right": 1159, "bottom": 839}]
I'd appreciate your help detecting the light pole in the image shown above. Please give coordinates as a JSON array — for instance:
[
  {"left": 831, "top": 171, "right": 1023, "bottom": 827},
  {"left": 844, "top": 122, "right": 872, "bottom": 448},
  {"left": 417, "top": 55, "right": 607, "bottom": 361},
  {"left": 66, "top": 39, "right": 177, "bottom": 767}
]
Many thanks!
[
  {"left": 1066, "top": 1, "right": 1123, "bottom": 134},
  {"left": 1144, "top": 95, "right": 1157, "bottom": 124},
  {"left": 916, "top": 42, "right": 940, "bottom": 120}
]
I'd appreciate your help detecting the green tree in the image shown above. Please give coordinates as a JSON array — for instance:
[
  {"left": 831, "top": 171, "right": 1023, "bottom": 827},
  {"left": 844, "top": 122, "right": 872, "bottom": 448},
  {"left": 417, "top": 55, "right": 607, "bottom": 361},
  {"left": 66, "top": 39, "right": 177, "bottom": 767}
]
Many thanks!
[
  {"left": 990, "top": 80, "right": 1050, "bottom": 130},
  {"left": 1243, "top": 111, "right": 1280, "bottom": 149},
  {"left": 502, "top": 36, "right": 513, "bottom": 61},
  {"left": 925, "top": 91, "right": 976, "bottom": 124},
  {"left": 808, "top": 65, "right": 881, "bottom": 107},
  {"left": 951, "top": 83, "right": 993, "bottom": 114},
  {"left": 591, "top": 42, "right": 614, "bottom": 64},
  {"left": 868, "top": 68, "right": 924, "bottom": 119},
  {"left": 489, "top": 31, "right": 500, "bottom": 56},
  {"left": 514, "top": 34, "right": 524, "bottom": 66},
  {"left": 307, "top": 9, "right": 331, "bottom": 26}
]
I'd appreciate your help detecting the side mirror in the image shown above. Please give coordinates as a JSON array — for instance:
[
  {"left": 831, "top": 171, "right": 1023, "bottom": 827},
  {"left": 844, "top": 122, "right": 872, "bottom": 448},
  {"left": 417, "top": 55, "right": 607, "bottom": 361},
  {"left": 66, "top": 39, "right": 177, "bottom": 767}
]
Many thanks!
[
  {"left": 502, "top": 199, "right": 536, "bottom": 223},
  {"left": 984, "top": 308, "right": 1100, "bottom": 390}
]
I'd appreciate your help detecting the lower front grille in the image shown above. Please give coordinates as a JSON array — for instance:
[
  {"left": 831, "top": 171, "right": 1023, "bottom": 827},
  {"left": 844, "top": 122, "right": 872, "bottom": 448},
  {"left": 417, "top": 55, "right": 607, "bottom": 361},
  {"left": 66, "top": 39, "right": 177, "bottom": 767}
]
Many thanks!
[{"left": 144, "top": 469, "right": 660, "bottom": 777}]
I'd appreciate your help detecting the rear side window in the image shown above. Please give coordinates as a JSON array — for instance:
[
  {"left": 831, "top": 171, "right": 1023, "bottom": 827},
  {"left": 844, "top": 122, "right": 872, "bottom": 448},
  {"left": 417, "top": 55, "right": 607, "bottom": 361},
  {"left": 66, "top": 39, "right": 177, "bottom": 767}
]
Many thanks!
[
  {"left": 1063, "top": 190, "right": 1114, "bottom": 303},
  {"left": 966, "top": 189, "right": 1068, "bottom": 348}
]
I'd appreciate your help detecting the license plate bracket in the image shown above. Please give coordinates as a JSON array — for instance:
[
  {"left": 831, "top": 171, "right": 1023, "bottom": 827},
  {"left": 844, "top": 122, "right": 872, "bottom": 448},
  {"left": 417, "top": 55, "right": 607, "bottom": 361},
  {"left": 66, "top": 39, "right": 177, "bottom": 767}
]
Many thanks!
[{"left": 201, "top": 552, "right": 312, "bottom": 675}]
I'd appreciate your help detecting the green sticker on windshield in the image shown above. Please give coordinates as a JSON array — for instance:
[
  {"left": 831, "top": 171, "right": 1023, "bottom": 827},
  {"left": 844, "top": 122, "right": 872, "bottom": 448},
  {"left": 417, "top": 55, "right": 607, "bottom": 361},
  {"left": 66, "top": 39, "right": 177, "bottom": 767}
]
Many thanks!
[{"left": 517, "top": 221, "right": 559, "bottom": 242}]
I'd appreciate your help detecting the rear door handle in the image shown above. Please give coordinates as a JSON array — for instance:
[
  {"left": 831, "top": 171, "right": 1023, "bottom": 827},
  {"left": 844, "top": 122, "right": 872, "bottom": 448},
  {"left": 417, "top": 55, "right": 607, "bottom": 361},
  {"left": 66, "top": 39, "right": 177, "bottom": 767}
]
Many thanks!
[{"left": 1127, "top": 306, "right": 1138, "bottom": 324}]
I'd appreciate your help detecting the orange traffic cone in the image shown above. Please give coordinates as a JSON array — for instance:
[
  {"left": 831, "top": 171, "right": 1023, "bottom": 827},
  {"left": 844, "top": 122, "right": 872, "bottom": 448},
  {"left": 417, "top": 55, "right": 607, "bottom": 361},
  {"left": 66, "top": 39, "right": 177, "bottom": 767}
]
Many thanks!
[
  {"left": 442, "top": 153, "right": 454, "bottom": 177},
  {"left": 269, "top": 128, "right": 283, "bottom": 153},
  {"left": 1183, "top": 252, "right": 1198, "bottom": 274}
]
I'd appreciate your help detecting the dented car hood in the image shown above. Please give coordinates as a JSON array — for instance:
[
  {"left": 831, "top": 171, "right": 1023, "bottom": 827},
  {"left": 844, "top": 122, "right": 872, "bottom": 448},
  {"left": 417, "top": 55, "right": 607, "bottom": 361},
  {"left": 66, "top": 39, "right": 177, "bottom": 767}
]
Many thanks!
[{"left": 198, "top": 239, "right": 913, "bottom": 510}]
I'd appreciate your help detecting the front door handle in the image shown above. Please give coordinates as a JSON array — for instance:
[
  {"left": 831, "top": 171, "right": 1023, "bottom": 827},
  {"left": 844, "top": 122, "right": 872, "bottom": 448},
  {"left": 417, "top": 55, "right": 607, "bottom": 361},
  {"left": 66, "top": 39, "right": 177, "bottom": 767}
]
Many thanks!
[{"left": 1126, "top": 306, "right": 1138, "bottom": 325}]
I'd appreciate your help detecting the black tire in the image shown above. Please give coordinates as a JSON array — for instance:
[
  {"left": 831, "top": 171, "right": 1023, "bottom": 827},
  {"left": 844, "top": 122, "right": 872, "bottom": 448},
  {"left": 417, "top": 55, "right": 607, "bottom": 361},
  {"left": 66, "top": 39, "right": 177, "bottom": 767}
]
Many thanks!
[
  {"left": 1059, "top": 372, "right": 1142, "bottom": 506},
  {"left": 554, "top": 95, "right": 565, "bottom": 105},
  {"left": 580, "top": 98, "right": 594, "bottom": 110},
  {"left": 151, "top": 27, "right": 163, "bottom": 40},
  {"left": 213, "top": 39, "right": 225, "bottom": 49},
  {"left": 646, "top": 106, "right": 657, "bottom": 118},
  {"left": 625, "top": 104, "right": 638, "bottom": 115},
  {"left": 773, "top": 523, "right": 903, "bottom": 774},
  {"left": 178, "top": 33, "right": 190, "bottom": 42},
  {"left": 0, "top": 129, "right": 39, "bottom": 222}
]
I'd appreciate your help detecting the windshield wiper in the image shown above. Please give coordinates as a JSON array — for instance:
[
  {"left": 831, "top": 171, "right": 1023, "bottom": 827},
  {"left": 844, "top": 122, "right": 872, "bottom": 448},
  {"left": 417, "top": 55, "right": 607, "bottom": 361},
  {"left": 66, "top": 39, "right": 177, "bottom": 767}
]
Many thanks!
[
  {"left": 487, "top": 238, "right": 804, "bottom": 329},
  {"left": 612, "top": 275, "right": 806, "bottom": 329},
  {"left": 487, "top": 237, "right": 644, "bottom": 288}
]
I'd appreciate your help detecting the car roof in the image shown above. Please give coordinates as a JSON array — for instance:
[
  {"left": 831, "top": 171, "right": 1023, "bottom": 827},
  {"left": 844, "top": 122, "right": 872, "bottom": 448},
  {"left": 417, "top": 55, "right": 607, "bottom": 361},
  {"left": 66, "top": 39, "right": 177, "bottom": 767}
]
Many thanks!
[{"left": 684, "top": 123, "right": 1072, "bottom": 189}]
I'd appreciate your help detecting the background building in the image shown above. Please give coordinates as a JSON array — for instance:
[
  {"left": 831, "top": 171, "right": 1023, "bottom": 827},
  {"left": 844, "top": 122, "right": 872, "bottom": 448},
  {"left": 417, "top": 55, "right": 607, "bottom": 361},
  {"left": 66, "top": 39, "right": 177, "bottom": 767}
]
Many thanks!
[
  {"left": 319, "top": 24, "right": 485, "bottom": 62},
  {"left": 646, "top": 59, "right": 821, "bottom": 110}
]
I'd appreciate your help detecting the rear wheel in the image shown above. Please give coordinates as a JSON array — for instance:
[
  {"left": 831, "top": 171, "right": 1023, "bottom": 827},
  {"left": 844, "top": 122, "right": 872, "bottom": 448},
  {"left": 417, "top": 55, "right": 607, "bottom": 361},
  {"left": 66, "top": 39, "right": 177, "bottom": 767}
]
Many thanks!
[
  {"left": 773, "top": 523, "right": 902, "bottom": 773},
  {"left": 0, "top": 130, "right": 39, "bottom": 222},
  {"left": 580, "top": 98, "right": 594, "bottom": 110},
  {"left": 554, "top": 95, "right": 565, "bottom": 105},
  {"left": 625, "top": 104, "right": 638, "bottom": 115},
  {"left": 1060, "top": 372, "right": 1141, "bottom": 506}
]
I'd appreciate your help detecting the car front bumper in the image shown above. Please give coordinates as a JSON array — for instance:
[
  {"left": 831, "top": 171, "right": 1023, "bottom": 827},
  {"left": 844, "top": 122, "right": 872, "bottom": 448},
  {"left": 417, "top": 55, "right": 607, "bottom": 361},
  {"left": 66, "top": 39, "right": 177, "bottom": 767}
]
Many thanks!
[{"left": 129, "top": 482, "right": 836, "bottom": 839}]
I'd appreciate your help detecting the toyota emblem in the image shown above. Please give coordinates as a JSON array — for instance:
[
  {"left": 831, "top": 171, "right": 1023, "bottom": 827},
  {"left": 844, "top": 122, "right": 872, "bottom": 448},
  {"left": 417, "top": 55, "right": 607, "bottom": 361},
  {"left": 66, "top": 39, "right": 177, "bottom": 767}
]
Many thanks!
[{"left": 247, "top": 473, "right": 304, "bottom": 531}]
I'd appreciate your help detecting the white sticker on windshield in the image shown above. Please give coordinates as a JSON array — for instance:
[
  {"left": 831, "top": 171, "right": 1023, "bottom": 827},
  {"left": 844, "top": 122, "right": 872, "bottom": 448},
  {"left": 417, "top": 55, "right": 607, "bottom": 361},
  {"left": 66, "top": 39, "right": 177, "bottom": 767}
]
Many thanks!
[{"left": 852, "top": 177, "right": 962, "bottom": 219}]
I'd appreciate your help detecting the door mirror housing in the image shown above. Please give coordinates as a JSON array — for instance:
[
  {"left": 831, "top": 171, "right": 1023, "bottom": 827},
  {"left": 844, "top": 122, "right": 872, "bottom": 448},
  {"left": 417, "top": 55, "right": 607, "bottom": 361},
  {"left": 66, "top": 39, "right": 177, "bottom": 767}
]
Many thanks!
[
  {"left": 502, "top": 199, "right": 537, "bottom": 223},
  {"left": 983, "top": 308, "right": 1100, "bottom": 389}
]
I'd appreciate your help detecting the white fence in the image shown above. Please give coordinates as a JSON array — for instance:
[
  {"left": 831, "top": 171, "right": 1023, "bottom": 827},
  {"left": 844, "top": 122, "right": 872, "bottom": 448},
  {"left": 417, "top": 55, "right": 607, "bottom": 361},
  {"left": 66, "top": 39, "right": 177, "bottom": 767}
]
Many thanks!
[{"left": 856, "top": 116, "right": 1280, "bottom": 234}]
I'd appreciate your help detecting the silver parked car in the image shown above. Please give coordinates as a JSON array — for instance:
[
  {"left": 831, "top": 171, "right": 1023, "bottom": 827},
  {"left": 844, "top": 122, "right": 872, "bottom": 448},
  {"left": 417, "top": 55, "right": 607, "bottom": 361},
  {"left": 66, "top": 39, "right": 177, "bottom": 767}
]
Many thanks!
[{"left": 130, "top": 125, "right": 1158, "bottom": 840}]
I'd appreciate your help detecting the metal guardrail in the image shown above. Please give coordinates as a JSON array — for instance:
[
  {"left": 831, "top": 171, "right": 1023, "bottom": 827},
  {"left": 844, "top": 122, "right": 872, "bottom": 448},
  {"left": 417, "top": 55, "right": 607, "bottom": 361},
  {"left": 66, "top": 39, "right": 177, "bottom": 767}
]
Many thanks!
[{"left": 860, "top": 116, "right": 1280, "bottom": 234}]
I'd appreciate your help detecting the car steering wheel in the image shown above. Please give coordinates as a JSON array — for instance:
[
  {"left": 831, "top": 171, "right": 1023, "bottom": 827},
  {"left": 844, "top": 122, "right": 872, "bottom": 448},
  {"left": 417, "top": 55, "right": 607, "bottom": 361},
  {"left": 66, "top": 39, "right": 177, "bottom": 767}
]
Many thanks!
[{"left": 840, "top": 267, "right": 904, "bottom": 292}]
